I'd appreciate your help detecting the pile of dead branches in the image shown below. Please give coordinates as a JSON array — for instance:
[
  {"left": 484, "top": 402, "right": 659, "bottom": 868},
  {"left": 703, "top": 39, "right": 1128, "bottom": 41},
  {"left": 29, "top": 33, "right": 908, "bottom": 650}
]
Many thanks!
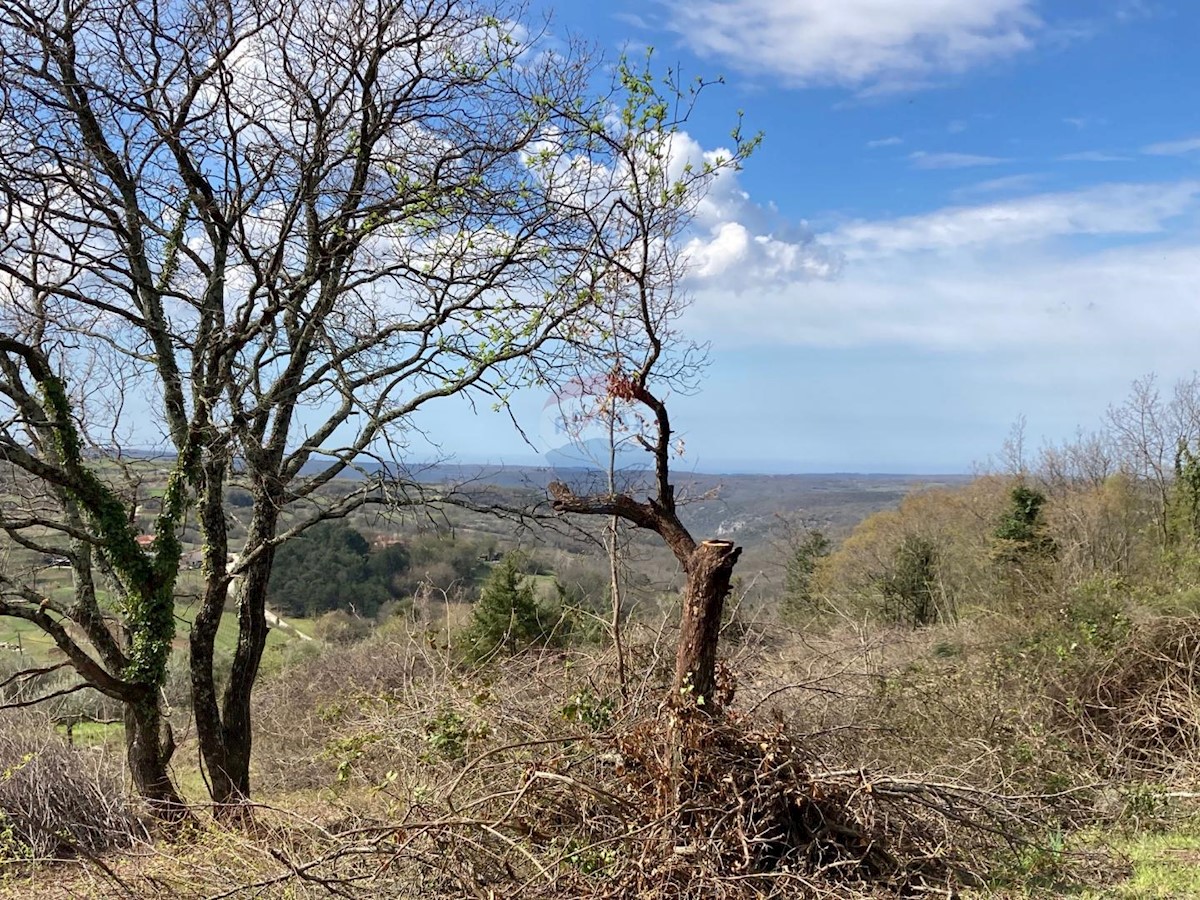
[{"left": 601, "top": 710, "right": 973, "bottom": 896}]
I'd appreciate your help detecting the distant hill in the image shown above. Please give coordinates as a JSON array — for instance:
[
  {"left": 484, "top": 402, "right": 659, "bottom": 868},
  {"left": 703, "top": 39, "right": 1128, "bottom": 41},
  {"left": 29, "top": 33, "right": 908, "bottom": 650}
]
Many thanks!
[{"left": 380, "top": 462, "right": 971, "bottom": 544}]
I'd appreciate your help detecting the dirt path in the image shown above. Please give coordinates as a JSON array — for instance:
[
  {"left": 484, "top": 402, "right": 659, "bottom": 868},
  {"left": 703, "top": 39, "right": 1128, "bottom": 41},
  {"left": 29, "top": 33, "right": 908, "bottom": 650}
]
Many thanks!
[{"left": 265, "top": 608, "right": 313, "bottom": 640}]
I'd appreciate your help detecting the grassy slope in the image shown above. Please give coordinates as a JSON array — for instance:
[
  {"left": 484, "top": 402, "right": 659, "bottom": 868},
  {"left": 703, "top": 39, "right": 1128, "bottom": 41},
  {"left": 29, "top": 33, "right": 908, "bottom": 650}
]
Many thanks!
[{"left": 0, "top": 567, "right": 310, "bottom": 662}]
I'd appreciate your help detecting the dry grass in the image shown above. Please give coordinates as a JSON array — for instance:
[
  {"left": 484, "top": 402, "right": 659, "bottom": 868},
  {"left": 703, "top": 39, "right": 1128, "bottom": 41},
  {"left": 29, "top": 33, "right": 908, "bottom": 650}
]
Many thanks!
[{"left": 0, "top": 614, "right": 1150, "bottom": 899}]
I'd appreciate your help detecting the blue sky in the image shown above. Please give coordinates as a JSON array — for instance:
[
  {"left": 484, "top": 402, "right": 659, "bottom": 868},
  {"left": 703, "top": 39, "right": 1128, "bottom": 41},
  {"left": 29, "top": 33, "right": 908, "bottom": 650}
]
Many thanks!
[{"left": 418, "top": 0, "right": 1200, "bottom": 474}]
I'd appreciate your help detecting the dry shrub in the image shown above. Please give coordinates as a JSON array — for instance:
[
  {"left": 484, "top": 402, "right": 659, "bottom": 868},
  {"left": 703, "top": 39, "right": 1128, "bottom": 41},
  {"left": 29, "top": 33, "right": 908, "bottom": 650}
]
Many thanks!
[
  {"left": 732, "top": 619, "right": 1091, "bottom": 799},
  {"left": 223, "top": 632, "right": 1075, "bottom": 899},
  {"left": 812, "top": 478, "right": 1014, "bottom": 624},
  {"left": 1072, "top": 616, "right": 1200, "bottom": 782},
  {"left": 251, "top": 620, "right": 674, "bottom": 792},
  {"left": 0, "top": 709, "right": 143, "bottom": 861}
]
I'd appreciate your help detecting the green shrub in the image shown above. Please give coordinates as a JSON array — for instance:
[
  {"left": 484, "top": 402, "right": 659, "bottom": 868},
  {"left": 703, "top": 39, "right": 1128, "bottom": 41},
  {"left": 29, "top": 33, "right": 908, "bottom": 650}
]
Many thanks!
[
  {"left": 421, "top": 710, "right": 470, "bottom": 761},
  {"left": 561, "top": 689, "right": 615, "bottom": 731},
  {"left": 782, "top": 528, "right": 831, "bottom": 622},
  {"left": 995, "top": 483, "right": 1054, "bottom": 556},
  {"left": 460, "top": 553, "right": 563, "bottom": 663},
  {"left": 880, "top": 535, "right": 947, "bottom": 627}
]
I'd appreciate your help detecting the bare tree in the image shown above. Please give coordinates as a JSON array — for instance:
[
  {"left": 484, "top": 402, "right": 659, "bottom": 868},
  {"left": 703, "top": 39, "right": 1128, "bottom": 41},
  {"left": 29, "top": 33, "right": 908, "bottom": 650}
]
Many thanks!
[
  {"left": 0, "top": 0, "right": 616, "bottom": 813},
  {"left": 546, "top": 57, "right": 758, "bottom": 712},
  {"left": 1105, "top": 373, "right": 1200, "bottom": 546},
  {"left": 175, "top": 0, "right": 610, "bottom": 811}
]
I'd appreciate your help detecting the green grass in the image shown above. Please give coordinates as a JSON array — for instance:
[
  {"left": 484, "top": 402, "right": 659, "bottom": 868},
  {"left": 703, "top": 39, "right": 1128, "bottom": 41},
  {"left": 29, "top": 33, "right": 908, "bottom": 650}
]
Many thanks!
[
  {"left": 1087, "top": 830, "right": 1200, "bottom": 899},
  {"left": 281, "top": 616, "right": 316, "bottom": 638},
  {"left": 0, "top": 617, "right": 57, "bottom": 656},
  {"left": 54, "top": 720, "right": 124, "bottom": 748},
  {"left": 173, "top": 598, "right": 299, "bottom": 655},
  {"left": 975, "top": 825, "right": 1200, "bottom": 899},
  {"left": 1, "top": 569, "right": 307, "bottom": 664}
]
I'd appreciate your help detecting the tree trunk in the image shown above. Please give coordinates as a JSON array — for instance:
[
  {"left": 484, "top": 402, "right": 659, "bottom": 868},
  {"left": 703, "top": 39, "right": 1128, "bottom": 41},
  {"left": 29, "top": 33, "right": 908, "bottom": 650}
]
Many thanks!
[
  {"left": 191, "top": 456, "right": 245, "bottom": 812},
  {"left": 607, "top": 514, "right": 628, "bottom": 699},
  {"left": 673, "top": 539, "right": 741, "bottom": 712},
  {"left": 190, "top": 470, "right": 278, "bottom": 812},
  {"left": 191, "top": 576, "right": 240, "bottom": 809},
  {"left": 124, "top": 692, "right": 190, "bottom": 822},
  {"left": 218, "top": 509, "right": 279, "bottom": 805}
]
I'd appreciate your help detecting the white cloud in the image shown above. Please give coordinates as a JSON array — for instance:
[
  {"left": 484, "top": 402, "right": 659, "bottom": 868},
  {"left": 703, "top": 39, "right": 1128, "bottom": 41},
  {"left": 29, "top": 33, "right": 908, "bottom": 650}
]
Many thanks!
[
  {"left": 851, "top": 76, "right": 941, "bottom": 98},
  {"left": 613, "top": 12, "right": 649, "bottom": 29},
  {"left": 676, "top": 177, "right": 1199, "bottom": 300},
  {"left": 866, "top": 136, "right": 904, "bottom": 148},
  {"left": 1059, "top": 151, "right": 1131, "bottom": 162},
  {"left": 683, "top": 223, "right": 841, "bottom": 284},
  {"left": 909, "top": 151, "right": 1010, "bottom": 169},
  {"left": 518, "top": 126, "right": 841, "bottom": 291},
  {"left": 825, "top": 181, "right": 1199, "bottom": 258},
  {"left": 665, "top": 132, "right": 843, "bottom": 288},
  {"left": 688, "top": 240, "right": 1200, "bottom": 368},
  {"left": 682, "top": 179, "right": 1200, "bottom": 375},
  {"left": 658, "top": 0, "right": 1039, "bottom": 90},
  {"left": 1143, "top": 137, "right": 1200, "bottom": 156},
  {"left": 953, "top": 173, "right": 1043, "bottom": 196}
]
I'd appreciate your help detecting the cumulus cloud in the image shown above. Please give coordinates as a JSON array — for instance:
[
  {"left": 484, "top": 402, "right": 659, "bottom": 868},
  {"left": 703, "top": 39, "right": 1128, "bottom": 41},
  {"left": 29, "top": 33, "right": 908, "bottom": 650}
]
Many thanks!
[
  {"left": 516, "top": 126, "right": 841, "bottom": 291},
  {"left": 658, "top": 0, "right": 1039, "bottom": 91},
  {"left": 683, "top": 222, "right": 841, "bottom": 284},
  {"left": 666, "top": 132, "right": 843, "bottom": 288}
]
